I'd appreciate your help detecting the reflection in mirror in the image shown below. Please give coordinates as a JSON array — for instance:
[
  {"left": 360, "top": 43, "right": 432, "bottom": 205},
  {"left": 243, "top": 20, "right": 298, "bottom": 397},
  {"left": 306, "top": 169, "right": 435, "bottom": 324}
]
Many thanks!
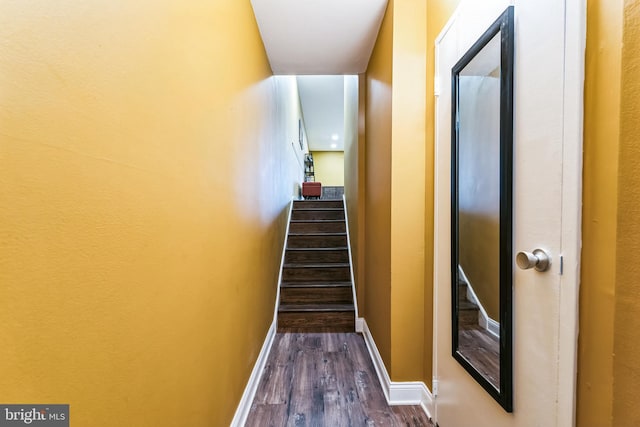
[
  {"left": 457, "top": 30, "right": 501, "bottom": 390},
  {"left": 451, "top": 6, "right": 514, "bottom": 412}
]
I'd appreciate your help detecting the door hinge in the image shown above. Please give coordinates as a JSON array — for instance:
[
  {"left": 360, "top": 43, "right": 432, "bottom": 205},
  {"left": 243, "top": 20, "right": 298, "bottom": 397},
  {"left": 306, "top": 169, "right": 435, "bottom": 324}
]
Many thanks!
[
  {"left": 432, "top": 379, "right": 439, "bottom": 398},
  {"left": 560, "top": 255, "right": 564, "bottom": 275}
]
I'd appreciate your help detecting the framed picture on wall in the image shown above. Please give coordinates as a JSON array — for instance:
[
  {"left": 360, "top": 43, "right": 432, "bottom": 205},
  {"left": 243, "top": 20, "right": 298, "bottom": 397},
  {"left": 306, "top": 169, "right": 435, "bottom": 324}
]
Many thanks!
[{"left": 298, "top": 119, "right": 304, "bottom": 150}]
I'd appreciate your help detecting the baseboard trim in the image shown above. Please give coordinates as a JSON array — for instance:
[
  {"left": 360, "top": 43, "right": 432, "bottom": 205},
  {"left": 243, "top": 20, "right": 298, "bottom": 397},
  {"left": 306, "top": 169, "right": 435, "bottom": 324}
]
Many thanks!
[
  {"left": 342, "top": 194, "right": 359, "bottom": 319},
  {"left": 487, "top": 317, "right": 500, "bottom": 338},
  {"left": 458, "top": 266, "right": 500, "bottom": 339},
  {"left": 273, "top": 198, "right": 295, "bottom": 325},
  {"left": 357, "top": 318, "right": 434, "bottom": 419},
  {"left": 230, "top": 321, "right": 276, "bottom": 427}
]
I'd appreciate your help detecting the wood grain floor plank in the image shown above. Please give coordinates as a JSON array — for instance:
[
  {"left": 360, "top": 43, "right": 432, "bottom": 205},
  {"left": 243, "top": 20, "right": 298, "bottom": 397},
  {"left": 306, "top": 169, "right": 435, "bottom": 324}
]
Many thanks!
[
  {"left": 247, "top": 403, "right": 288, "bottom": 427},
  {"left": 458, "top": 326, "right": 500, "bottom": 389},
  {"left": 325, "top": 350, "right": 369, "bottom": 426},
  {"left": 246, "top": 333, "right": 433, "bottom": 427},
  {"left": 253, "top": 334, "right": 295, "bottom": 405},
  {"left": 392, "top": 405, "right": 434, "bottom": 426}
]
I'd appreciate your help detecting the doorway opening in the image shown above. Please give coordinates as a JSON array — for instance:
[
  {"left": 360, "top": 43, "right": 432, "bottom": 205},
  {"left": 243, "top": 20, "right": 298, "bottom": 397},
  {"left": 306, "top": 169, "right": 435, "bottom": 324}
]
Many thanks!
[{"left": 296, "top": 75, "right": 359, "bottom": 200}]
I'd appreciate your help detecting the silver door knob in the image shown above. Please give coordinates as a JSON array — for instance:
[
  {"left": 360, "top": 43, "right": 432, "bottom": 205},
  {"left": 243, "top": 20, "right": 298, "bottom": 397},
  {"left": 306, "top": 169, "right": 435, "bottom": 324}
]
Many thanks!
[{"left": 516, "top": 249, "right": 551, "bottom": 272}]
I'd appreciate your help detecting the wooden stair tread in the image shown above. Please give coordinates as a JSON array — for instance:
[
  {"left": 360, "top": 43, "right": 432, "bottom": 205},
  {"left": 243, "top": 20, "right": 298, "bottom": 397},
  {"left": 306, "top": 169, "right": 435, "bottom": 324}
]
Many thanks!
[
  {"left": 278, "top": 304, "right": 355, "bottom": 313},
  {"left": 290, "top": 219, "right": 345, "bottom": 223},
  {"left": 293, "top": 201, "right": 343, "bottom": 204},
  {"left": 459, "top": 300, "right": 479, "bottom": 310},
  {"left": 284, "top": 263, "right": 350, "bottom": 268},
  {"left": 288, "top": 232, "right": 347, "bottom": 236},
  {"left": 285, "top": 247, "right": 348, "bottom": 251},
  {"left": 292, "top": 207, "right": 344, "bottom": 211},
  {"left": 281, "top": 281, "right": 352, "bottom": 288}
]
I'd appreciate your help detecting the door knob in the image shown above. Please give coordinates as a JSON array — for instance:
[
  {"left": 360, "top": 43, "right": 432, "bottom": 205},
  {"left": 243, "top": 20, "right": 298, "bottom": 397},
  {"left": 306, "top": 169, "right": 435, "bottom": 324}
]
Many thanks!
[{"left": 516, "top": 248, "right": 551, "bottom": 272}]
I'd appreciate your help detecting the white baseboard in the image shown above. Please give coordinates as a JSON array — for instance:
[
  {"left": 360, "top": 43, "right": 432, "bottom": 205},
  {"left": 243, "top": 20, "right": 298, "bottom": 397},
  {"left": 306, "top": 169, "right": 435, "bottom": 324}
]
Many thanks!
[
  {"left": 358, "top": 318, "right": 434, "bottom": 420},
  {"left": 458, "top": 266, "right": 500, "bottom": 339},
  {"left": 342, "top": 194, "right": 360, "bottom": 320},
  {"left": 230, "top": 321, "right": 276, "bottom": 427},
  {"left": 273, "top": 198, "right": 295, "bottom": 325},
  {"left": 487, "top": 317, "right": 500, "bottom": 337}
]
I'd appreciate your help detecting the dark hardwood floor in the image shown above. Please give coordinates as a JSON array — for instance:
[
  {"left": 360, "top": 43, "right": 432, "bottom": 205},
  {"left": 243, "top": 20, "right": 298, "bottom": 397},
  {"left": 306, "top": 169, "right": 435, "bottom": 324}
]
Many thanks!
[
  {"left": 457, "top": 326, "right": 500, "bottom": 389},
  {"left": 246, "top": 333, "right": 433, "bottom": 426}
]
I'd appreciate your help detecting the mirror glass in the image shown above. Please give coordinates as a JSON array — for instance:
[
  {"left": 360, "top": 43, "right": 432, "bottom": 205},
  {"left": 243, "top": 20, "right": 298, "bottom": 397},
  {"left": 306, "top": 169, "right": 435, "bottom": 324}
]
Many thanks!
[{"left": 451, "top": 6, "right": 514, "bottom": 412}]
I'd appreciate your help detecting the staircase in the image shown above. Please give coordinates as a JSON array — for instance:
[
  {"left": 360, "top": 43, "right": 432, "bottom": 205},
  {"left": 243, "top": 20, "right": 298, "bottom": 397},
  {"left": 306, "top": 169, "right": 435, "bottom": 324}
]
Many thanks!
[
  {"left": 277, "top": 199, "right": 355, "bottom": 332},
  {"left": 458, "top": 281, "right": 480, "bottom": 328}
]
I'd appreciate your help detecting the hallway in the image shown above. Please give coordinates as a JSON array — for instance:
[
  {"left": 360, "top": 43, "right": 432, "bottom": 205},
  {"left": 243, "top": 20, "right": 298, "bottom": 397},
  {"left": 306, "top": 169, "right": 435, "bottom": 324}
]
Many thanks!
[
  {"left": 246, "top": 333, "right": 432, "bottom": 426},
  {"left": 2, "top": 0, "right": 640, "bottom": 425}
]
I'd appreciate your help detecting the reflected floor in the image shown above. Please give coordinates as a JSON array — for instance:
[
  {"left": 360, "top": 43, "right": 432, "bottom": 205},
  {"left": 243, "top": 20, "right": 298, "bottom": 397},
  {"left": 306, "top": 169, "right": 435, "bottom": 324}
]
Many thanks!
[{"left": 458, "top": 326, "right": 500, "bottom": 389}]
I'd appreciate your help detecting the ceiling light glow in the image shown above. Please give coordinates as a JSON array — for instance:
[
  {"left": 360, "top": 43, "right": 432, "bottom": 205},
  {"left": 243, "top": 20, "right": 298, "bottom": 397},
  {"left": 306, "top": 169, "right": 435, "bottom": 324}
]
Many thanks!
[
  {"left": 331, "top": 134, "right": 339, "bottom": 141},
  {"left": 331, "top": 143, "right": 337, "bottom": 149}
]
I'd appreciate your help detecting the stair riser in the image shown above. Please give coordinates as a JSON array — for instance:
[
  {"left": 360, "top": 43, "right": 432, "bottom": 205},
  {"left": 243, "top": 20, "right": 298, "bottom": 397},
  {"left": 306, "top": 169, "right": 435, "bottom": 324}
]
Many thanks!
[
  {"left": 291, "top": 210, "right": 345, "bottom": 221},
  {"left": 294, "top": 201, "right": 343, "bottom": 209},
  {"left": 459, "top": 310, "right": 480, "bottom": 327},
  {"left": 287, "top": 235, "right": 348, "bottom": 248},
  {"left": 280, "top": 287, "right": 353, "bottom": 305},
  {"left": 279, "top": 199, "right": 354, "bottom": 333},
  {"left": 282, "top": 267, "right": 351, "bottom": 282},
  {"left": 277, "top": 311, "right": 354, "bottom": 333},
  {"left": 285, "top": 250, "right": 349, "bottom": 264},
  {"left": 289, "top": 221, "right": 346, "bottom": 233},
  {"left": 458, "top": 283, "right": 468, "bottom": 301}
]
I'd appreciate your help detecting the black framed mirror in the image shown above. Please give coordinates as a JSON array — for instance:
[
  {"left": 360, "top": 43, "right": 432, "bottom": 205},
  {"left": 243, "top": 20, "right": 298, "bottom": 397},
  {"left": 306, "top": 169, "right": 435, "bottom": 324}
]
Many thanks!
[{"left": 451, "top": 6, "right": 514, "bottom": 412}]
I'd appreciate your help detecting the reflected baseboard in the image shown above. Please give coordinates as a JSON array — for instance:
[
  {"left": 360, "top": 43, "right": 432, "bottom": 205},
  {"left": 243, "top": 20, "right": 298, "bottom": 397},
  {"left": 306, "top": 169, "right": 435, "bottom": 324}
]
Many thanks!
[{"left": 458, "top": 266, "right": 500, "bottom": 339}]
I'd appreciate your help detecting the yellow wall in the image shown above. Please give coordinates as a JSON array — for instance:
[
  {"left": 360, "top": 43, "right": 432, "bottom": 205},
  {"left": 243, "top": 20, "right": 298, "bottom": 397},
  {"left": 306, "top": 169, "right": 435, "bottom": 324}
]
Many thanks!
[
  {"left": 578, "top": 0, "right": 640, "bottom": 425},
  {"left": 343, "top": 75, "right": 366, "bottom": 312},
  {"left": 577, "top": 0, "right": 622, "bottom": 425},
  {"left": 311, "top": 151, "right": 344, "bottom": 186},
  {"left": 364, "top": 0, "right": 427, "bottom": 382},
  {"left": 612, "top": 0, "right": 640, "bottom": 425},
  {"left": 365, "top": 0, "right": 394, "bottom": 368},
  {"left": 389, "top": 0, "right": 427, "bottom": 382},
  {"left": 0, "top": 1, "right": 302, "bottom": 425}
]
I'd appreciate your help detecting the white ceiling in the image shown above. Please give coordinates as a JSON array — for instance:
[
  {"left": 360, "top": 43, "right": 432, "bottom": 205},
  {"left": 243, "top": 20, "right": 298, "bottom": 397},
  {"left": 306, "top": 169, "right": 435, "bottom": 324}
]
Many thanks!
[
  {"left": 251, "top": 0, "right": 387, "bottom": 152},
  {"left": 250, "top": 0, "right": 388, "bottom": 75},
  {"left": 297, "top": 76, "right": 345, "bottom": 151}
]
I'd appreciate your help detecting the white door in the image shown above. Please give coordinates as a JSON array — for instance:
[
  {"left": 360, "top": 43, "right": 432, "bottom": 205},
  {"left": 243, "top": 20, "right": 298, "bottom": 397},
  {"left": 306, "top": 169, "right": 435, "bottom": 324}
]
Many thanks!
[{"left": 433, "top": 0, "right": 584, "bottom": 426}]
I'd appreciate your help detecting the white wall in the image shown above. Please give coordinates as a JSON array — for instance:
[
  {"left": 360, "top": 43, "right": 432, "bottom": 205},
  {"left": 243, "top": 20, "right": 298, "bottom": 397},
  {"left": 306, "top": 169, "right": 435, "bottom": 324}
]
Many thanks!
[
  {"left": 344, "top": 75, "right": 359, "bottom": 174},
  {"left": 238, "top": 75, "right": 307, "bottom": 216}
]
